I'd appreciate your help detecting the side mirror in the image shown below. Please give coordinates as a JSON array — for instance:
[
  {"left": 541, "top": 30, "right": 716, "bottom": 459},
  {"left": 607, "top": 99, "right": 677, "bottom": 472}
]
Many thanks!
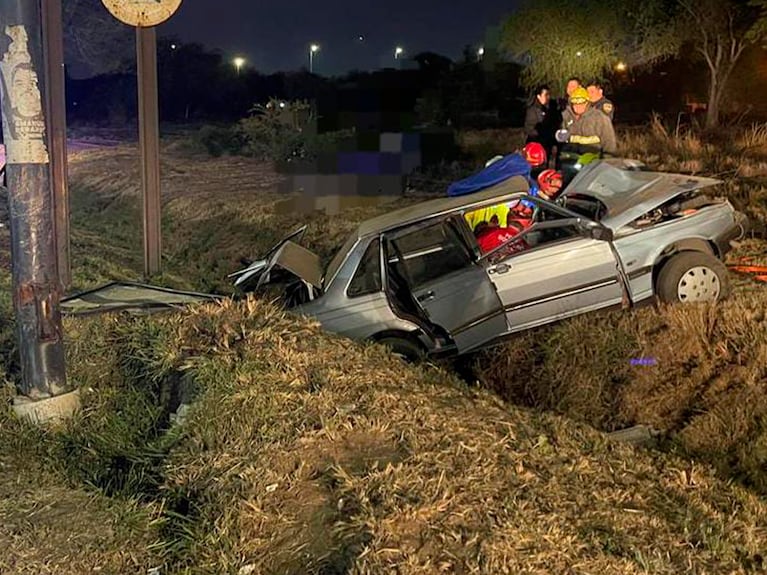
[
  {"left": 578, "top": 219, "right": 613, "bottom": 242},
  {"left": 590, "top": 225, "right": 613, "bottom": 242}
]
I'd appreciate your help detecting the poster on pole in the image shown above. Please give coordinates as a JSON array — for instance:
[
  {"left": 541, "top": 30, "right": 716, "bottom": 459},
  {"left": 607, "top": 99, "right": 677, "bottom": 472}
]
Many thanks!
[{"left": 0, "top": 26, "right": 49, "bottom": 165}]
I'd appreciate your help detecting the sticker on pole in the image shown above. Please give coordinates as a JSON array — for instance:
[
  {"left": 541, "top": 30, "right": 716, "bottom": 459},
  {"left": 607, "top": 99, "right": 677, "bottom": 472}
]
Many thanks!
[
  {"left": 101, "top": 0, "right": 183, "bottom": 27},
  {"left": 0, "top": 26, "right": 49, "bottom": 165}
]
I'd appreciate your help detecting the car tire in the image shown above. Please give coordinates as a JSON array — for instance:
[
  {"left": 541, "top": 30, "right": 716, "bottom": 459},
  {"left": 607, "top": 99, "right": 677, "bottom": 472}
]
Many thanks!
[
  {"left": 376, "top": 336, "right": 425, "bottom": 363},
  {"left": 656, "top": 251, "right": 730, "bottom": 304}
]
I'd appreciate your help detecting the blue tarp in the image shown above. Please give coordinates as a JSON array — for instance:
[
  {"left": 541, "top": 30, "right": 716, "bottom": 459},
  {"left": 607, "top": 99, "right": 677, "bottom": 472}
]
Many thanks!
[{"left": 447, "top": 153, "right": 531, "bottom": 197}]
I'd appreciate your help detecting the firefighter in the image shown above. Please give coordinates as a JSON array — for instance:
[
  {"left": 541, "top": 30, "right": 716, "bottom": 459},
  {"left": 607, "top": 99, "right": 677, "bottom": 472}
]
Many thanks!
[
  {"left": 476, "top": 214, "right": 529, "bottom": 254},
  {"left": 536, "top": 169, "right": 563, "bottom": 201},
  {"left": 560, "top": 77, "right": 582, "bottom": 130},
  {"left": 523, "top": 141, "right": 548, "bottom": 175},
  {"left": 586, "top": 80, "right": 614, "bottom": 122},
  {"left": 556, "top": 87, "right": 617, "bottom": 157}
]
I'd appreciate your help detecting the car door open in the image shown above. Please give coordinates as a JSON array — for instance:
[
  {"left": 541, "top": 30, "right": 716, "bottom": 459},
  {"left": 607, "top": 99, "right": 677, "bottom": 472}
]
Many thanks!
[{"left": 386, "top": 217, "right": 508, "bottom": 353}]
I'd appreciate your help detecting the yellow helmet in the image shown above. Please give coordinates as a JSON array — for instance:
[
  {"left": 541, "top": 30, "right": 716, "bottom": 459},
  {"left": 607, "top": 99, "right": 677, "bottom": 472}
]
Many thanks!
[{"left": 569, "top": 87, "right": 590, "bottom": 105}]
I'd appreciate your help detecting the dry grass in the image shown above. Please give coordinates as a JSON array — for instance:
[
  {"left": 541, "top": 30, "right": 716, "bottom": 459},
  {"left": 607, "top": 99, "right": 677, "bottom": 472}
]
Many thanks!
[
  {"left": 476, "top": 289, "right": 767, "bottom": 494},
  {"left": 65, "top": 141, "right": 422, "bottom": 294},
  {"left": 0, "top": 473, "right": 158, "bottom": 574},
  {"left": 1, "top": 131, "right": 767, "bottom": 573},
  {"left": 4, "top": 299, "right": 767, "bottom": 573},
  {"left": 457, "top": 128, "right": 526, "bottom": 166}
]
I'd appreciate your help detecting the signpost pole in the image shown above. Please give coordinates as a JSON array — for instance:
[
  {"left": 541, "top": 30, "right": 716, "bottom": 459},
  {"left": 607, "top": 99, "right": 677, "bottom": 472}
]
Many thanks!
[
  {"left": 136, "top": 25, "right": 161, "bottom": 277},
  {"left": 0, "top": 0, "right": 76, "bottom": 422},
  {"left": 41, "top": 0, "right": 70, "bottom": 291},
  {"left": 101, "top": 1, "right": 182, "bottom": 279}
]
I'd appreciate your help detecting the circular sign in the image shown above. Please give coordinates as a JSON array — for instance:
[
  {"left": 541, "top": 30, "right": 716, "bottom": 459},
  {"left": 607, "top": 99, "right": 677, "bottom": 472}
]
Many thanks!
[{"left": 101, "top": 0, "right": 183, "bottom": 27}]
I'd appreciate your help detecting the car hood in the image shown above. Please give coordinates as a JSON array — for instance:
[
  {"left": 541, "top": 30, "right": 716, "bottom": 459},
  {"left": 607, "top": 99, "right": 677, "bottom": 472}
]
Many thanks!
[
  {"left": 230, "top": 225, "right": 323, "bottom": 290},
  {"left": 563, "top": 160, "right": 722, "bottom": 230}
]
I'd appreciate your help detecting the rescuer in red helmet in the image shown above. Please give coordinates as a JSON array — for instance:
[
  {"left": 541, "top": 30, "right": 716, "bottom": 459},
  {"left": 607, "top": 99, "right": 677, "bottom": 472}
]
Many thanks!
[
  {"left": 537, "top": 169, "right": 564, "bottom": 201},
  {"left": 523, "top": 142, "right": 547, "bottom": 167}
]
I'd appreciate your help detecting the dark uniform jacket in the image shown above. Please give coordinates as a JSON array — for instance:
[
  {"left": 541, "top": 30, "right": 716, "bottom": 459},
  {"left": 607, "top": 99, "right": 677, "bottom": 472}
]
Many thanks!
[
  {"left": 593, "top": 97, "right": 615, "bottom": 121},
  {"left": 524, "top": 100, "right": 554, "bottom": 148},
  {"left": 564, "top": 107, "right": 617, "bottom": 156}
]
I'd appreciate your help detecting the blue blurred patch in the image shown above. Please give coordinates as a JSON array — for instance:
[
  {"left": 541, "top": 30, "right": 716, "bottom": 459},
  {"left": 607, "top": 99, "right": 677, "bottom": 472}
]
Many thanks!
[{"left": 447, "top": 153, "right": 532, "bottom": 197}]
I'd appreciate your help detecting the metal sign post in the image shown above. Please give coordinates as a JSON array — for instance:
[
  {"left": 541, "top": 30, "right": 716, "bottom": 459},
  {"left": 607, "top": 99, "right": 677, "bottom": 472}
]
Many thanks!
[
  {"left": 0, "top": 0, "right": 74, "bottom": 419},
  {"left": 137, "top": 26, "right": 161, "bottom": 277},
  {"left": 41, "top": 0, "right": 70, "bottom": 290},
  {"left": 100, "top": 0, "right": 183, "bottom": 278}
]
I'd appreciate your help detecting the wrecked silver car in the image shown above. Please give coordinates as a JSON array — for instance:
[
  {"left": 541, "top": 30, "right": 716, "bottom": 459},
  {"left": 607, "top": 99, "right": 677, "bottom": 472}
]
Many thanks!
[{"left": 232, "top": 160, "right": 746, "bottom": 360}]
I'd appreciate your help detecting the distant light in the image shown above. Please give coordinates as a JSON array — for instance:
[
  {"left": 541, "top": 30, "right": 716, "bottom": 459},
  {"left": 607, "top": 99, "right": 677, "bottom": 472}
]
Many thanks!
[
  {"left": 233, "top": 57, "right": 246, "bottom": 73},
  {"left": 358, "top": 35, "right": 364, "bottom": 41},
  {"left": 616, "top": 61, "right": 627, "bottom": 72},
  {"left": 478, "top": 47, "right": 484, "bottom": 56},
  {"left": 395, "top": 46, "right": 404, "bottom": 59},
  {"left": 311, "top": 43, "right": 320, "bottom": 53},
  {"left": 279, "top": 101, "right": 286, "bottom": 108},
  {"left": 576, "top": 50, "right": 583, "bottom": 57},
  {"left": 170, "top": 43, "right": 177, "bottom": 50}
]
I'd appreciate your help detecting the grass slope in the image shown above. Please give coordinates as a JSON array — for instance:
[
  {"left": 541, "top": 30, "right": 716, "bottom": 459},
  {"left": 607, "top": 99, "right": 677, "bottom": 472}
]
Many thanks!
[
  {"left": 2, "top": 299, "right": 767, "bottom": 573},
  {"left": 1, "top": 131, "right": 767, "bottom": 573}
]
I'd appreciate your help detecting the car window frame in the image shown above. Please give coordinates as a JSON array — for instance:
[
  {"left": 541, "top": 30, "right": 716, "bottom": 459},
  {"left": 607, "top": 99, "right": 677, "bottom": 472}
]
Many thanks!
[
  {"left": 477, "top": 217, "right": 587, "bottom": 263},
  {"left": 345, "top": 237, "right": 384, "bottom": 299},
  {"left": 385, "top": 215, "right": 476, "bottom": 289}
]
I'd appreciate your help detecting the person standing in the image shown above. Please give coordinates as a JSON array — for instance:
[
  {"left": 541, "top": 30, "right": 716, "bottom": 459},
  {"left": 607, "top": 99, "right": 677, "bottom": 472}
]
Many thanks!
[
  {"left": 560, "top": 77, "right": 581, "bottom": 127},
  {"left": 524, "top": 85, "right": 555, "bottom": 158},
  {"left": 586, "top": 80, "right": 615, "bottom": 122},
  {"left": 556, "top": 87, "right": 617, "bottom": 156}
]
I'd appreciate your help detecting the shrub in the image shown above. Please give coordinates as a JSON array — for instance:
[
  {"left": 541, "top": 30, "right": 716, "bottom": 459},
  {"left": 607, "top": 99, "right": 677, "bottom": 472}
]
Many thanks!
[{"left": 198, "top": 125, "right": 246, "bottom": 158}]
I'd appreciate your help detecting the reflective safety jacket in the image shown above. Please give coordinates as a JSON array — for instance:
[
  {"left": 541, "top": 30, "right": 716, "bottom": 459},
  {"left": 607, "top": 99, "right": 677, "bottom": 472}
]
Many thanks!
[{"left": 566, "top": 107, "right": 617, "bottom": 155}]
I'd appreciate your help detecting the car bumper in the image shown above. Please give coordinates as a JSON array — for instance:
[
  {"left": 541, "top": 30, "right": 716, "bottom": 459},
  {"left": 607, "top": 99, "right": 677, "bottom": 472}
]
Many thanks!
[{"left": 713, "top": 211, "right": 747, "bottom": 257}]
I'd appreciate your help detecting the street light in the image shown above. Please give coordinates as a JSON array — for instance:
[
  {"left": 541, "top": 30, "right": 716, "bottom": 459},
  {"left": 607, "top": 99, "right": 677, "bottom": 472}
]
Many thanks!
[
  {"left": 576, "top": 50, "right": 583, "bottom": 57},
  {"left": 478, "top": 46, "right": 484, "bottom": 60},
  {"left": 615, "top": 61, "right": 627, "bottom": 72},
  {"left": 170, "top": 43, "right": 177, "bottom": 50},
  {"left": 395, "top": 46, "right": 404, "bottom": 59},
  {"left": 233, "top": 57, "right": 245, "bottom": 75},
  {"left": 310, "top": 43, "right": 320, "bottom": 73}
]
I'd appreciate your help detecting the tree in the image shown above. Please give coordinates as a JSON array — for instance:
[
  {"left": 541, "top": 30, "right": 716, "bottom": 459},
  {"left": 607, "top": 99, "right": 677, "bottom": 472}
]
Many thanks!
[
  {"left": 678, "top": 0, "right": 766, "bottom": 128},
  {"left": 500, "top": 0, "right": 681, "bottom": 93},
  {"left": 63, "top": 0, "right": 133, "bottom": 76}
]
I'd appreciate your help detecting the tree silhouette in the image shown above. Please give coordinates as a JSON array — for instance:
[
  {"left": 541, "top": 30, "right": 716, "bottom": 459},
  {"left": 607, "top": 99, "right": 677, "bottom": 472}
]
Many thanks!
[
  {"left": 63, "top": 0, "right": 133, "bottom": 76},
  {"left": 500, "top": 0, "right": 681, "bottom": 93}
]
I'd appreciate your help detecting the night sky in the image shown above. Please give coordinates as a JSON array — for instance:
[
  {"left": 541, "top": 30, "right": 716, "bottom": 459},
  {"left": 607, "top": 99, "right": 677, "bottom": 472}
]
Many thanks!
[{"left": 161, "top": 0, "right": 517, "bottom": 75}]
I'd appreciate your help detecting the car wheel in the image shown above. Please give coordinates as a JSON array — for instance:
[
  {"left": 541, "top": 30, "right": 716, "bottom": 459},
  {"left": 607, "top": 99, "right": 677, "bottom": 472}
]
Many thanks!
[
  {"left": 656, "top": 251, "right": 730, "bottom": 304},
  {"left": 376, "top": 336, "right": 425, "bottom": 363}
]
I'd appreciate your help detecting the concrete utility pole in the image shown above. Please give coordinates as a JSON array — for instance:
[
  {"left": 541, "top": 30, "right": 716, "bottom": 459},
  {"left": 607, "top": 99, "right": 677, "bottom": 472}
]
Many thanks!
[
  {"left": 0, "top": 0, "right": 76, "bottom": 422},
  {"left": 41, "top": 0, "right": 70, "bottom": 290}
]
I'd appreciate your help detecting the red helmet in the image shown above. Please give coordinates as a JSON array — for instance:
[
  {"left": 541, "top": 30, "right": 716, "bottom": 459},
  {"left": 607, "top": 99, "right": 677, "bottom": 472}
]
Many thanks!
[
  {"left": 523, "top": 142, "right": 547, "bottom": 167},
  {"left": 509, "top": 201, "right": 533, "bottom": 219},
  {"left": 537, "top": 169, "right": 563, "bottom": 199}
]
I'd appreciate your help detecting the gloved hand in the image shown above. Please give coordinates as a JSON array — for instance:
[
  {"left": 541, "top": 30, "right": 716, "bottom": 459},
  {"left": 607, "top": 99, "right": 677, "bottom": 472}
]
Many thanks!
[{"left": 555, "top": 129, "right": 570, "bottom": 143}]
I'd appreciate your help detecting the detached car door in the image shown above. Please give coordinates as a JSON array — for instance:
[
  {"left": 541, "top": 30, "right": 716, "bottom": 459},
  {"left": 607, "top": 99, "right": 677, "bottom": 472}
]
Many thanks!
[
  {"left": 386, "top": 216, "right": 508, "bottom": 353},
  {"left": 484, "top": 219, "right": 625, "bottom": 331}
]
